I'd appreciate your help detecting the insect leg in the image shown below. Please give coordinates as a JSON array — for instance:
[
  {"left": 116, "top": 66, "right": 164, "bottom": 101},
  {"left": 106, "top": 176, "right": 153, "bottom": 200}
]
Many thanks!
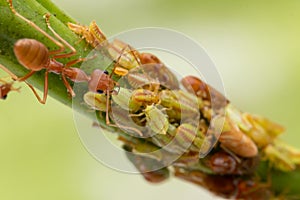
[
  {"left": 61, "top": 73, "right": 76, "bottom": 97},
  {"left": 17, "top": 71, "right": 36, "bottom": 82},
  {"left": 110, "top": 45, "right": 129, "bottom": 77},
  {"left": 21, "top": 70, "right": 49, "bottom": 104},
  {"left": 126, "top": 46, "right": 159, "bottom": 91},
  {"left": 0, "top": 63, "right": 49, "bottom": 104},
  {"left": 127, "top": 45, "right": 142, "bottom": 66},
  {"left": 64, "top": 53, "right": 97, "bottom": 68},
  {"left": 7, "top": 0, "right": 65, "bottom": 55},
  {"left": 0, "top": 63, "right": 18, "bottom": 80},
  {"left": 105, "top": 91, "right": 111, "bottom": 124},
  {"left": 37, "top": 70, "right": 49, "bottom": 104},
  {"left": 110, "top": 43, "right": 142, "bottom": 77},
  {"left": 43, "top": 13, "right": 77, "bottom": 59},
  {"left": 104, "top": 91, "right": 143, "bottom": 136},
  {"left": 64, "top": 58, "right": 87, "bottom": 68}
]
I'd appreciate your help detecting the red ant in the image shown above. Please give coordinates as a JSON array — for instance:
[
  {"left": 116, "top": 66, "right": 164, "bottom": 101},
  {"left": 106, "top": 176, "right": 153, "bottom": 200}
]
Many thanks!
[
  {"left": 5, "top": 0, "right": 89, "bottom": 104},
  {"left": 6, "top": 1, "right": 135, "bottom": 134},
  {"left": 7, "top": 0, "right": 123, "bottom": 129}
]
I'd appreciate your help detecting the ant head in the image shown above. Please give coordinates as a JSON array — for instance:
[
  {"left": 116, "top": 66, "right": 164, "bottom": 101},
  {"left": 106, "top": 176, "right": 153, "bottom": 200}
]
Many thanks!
[
  {"left": 1, "top": 95, "right": 8, "bottom": 100},
  {"left": 89, "top": 69, "right": 108, "bottom": 92},
  {"left": 88, "top": 69, "right": 115, "bottom": 93}
]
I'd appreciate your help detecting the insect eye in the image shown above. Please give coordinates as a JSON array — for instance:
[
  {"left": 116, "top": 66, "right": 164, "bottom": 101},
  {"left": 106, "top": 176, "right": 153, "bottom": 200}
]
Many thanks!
[
  {"left": 104, "top": 70, "right": 109, "bottom": 75},
  {"left": 2, "top": 95, "right": 7, "bottom": 100},
  {"left": 97, "top": 90, "right": 104, "bottom": 94}
]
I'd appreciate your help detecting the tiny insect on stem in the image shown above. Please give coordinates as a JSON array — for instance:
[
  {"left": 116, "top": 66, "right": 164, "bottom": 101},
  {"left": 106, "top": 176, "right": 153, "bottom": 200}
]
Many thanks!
[
  {"left": 144, "top": 105, "right": 169, "bottom": 135},
  {"left": 0, "top": 77, "right": 20, "bottom": 100},
  {"left": 84, "top": 89, "right": 145, "bottom": 137},
  {"left": 68, "top": 20, "right": 180, "bottom": 90},
  {"left": 0, "top": 63, "right": 41, "bottom": 101}
]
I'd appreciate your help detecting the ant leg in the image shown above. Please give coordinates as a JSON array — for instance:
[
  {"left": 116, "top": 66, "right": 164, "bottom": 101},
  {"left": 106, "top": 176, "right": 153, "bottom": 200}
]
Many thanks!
[
  {"left": 105, "top": 92, "right": 111, "bottom": 124},
  {"left": 40, "top": 70, "right": 49, "bottom": 104},
  {"left": 0, "top": 63, "right": 18, "bottom": 80},
  {"left": 25, "top": 82, "right": 46, "bottom": 104},
  {"left": 127, "top": 45, "right": 142, "bottom": 66},
  {"left": 27, "top": 70, "right": 49, "bottom": 104},
  {"left": 110, "top": 44, "right": 142, "bottom": 77},
  {"left": 17, "top": 70, "right": 48, "bottom": 104},
  {"left": 110, "top": 45, "right": 132, "bottom": 77},
  {"left": 119, "top": 45, "right": 143, "bottom": 69},
  {"left": 65, "top": 58, "right": 86, "bottom": 68},
  {"left": 44, "top": 13, "right": 77, "bottom": 59},
  {"left": 64, "top": 54, "right": 97, "bottom": 68},
  {"left": 125, "top": 45, "right": 158, "bottom": 90},
  {"left": 0, "top": 63, "right": 48, "bottom": 104},
  {"left": 61, "top": 74, "right": 75, "bottom": 97},
  {"left": 17, "top": 71, "right": 36, "bottom": 82},
  {"left": 7, "top": 0, "right": 65, "bottom": 55}
]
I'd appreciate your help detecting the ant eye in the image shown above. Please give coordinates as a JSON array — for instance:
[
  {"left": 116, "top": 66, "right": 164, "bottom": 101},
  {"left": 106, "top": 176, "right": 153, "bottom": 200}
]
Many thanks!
[
  {"left": 104, "top": 70, "right": 109, "bottom": 75},
  {"left": 2, "top": 95, "right": 7, "bottom": 100},
  {"left": 97, "top": 90, "right": 104, "bottom": 94}
]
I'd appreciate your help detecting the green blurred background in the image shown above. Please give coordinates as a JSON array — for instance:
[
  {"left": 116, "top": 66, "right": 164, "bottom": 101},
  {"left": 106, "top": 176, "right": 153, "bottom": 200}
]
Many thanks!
[{"left": 0, "top": 0, "right": 299, "bottom": 199}]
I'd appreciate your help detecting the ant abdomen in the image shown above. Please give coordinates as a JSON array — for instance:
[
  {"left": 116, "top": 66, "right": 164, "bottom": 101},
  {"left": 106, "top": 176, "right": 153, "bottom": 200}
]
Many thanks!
[{"left": 14, "top": 39, "right": 49, "bottom": 71}]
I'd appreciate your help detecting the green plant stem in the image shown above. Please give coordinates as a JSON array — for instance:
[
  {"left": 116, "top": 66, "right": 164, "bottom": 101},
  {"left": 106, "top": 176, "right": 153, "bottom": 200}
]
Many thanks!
[{"left": 0, "top": 0, "right": 300, "bottom": 198}]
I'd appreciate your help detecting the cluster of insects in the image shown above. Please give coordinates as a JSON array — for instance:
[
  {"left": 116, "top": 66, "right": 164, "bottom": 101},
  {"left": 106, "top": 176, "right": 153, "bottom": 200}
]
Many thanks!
[{"left": 3, "top": 1, "right": 300, "bottom": 199}]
